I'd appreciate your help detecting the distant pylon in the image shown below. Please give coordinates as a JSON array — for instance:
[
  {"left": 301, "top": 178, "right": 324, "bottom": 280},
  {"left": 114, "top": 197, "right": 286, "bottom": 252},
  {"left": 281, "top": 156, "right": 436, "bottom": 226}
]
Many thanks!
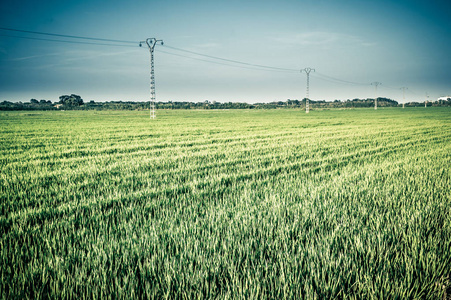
[
  {"left": 301, "top": 68, "right": 315, "bottom": 113},
  {"left": 371, "top": 82, "right": 382, "bottom": 110},
  {"left": 400, "top": 87, "right": 408, "bottom": 108},
  {"left": 141, "top": 38, "right": 163, "bottom": 119}
]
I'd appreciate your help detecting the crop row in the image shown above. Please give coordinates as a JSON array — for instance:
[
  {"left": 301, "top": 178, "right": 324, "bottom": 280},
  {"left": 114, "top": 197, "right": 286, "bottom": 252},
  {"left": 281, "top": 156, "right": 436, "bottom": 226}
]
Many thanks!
[{"left": 1, "top": 109, "right": 450, "bottom": 299}]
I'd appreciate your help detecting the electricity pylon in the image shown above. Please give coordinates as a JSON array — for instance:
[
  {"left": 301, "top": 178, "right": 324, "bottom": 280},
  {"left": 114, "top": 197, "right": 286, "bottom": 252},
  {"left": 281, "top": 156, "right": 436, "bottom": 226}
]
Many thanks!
[
  {"left": 301, "top": 68, "right": 315, "bottom": 113},
  {"left": 400, "top": 87, "right": 408, "bottom": 108},
  {"left": 140, "top": 38, "right": 163, "bottom": 119},
  {"left": 371, "top": 82, "right": 381, "bottom": 110}
]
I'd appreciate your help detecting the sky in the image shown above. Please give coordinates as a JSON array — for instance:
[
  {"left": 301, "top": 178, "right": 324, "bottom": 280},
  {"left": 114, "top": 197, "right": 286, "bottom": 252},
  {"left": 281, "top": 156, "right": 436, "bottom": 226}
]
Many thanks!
[{"left": 0, "top": 0, "right": 450, "bottom": 103}]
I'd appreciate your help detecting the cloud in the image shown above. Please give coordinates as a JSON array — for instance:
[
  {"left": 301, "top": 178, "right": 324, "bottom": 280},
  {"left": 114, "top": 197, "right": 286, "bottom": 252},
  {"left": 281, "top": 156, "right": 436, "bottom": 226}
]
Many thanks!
[
  {"left": 271, "top": 31, "right": 375, "bottom": 49},
  {"left": 7, "top": 52, "right": 62, "bottom": 62},
  {"left": 2, "top": 48, "right": 144, "bottom": 82},
  {"left": 196, "top": 42, "right": 220, "bottom": 49},
  {"left": 5, "top": 49, "right": 138, "bottom": 64},
  {"left": 59, "top": 49, "right": 140, "bottom": 63}
]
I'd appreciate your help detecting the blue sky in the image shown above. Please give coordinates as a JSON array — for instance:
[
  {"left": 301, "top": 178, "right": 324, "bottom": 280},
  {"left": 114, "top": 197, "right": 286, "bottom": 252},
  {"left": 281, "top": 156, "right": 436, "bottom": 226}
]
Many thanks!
[{"left": 0, "top": 0, "right": 450, "bottom": 103}]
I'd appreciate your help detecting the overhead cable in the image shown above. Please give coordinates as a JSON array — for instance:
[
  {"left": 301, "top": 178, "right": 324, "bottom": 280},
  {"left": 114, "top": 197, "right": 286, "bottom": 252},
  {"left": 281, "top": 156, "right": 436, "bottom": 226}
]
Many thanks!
[
  {"left": 162, "top": 44, "right": 299, "bottom": 72},
  {"left": 314, "top": 71, "right": 369, "bottom": 86},
  {"left": 1, "top": 26, "right": 391, "bottom": 88},
  {"left": 0, "top": 27, "right": 138, "bottom": 44},
  {"left": 156, "top": 49, "right": 297, "bottom": 73},
  {"left": 0, "top": 34, "right": 138, "bottom": 48}
]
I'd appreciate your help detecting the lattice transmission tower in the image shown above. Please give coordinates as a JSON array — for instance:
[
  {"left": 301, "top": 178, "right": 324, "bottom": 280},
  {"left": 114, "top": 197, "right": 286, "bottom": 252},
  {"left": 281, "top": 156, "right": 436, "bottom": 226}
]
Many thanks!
[
  {"left": 140, "top": 38, "right": 163, "bottom": 119},
  {"left": 371, "top": 82, "right": 382, "bottom": 110},
  {"left": 400, "top": 87, "right": 408, "bottom": 108},
  {"left": 301, "top": 68, "right": 315, "bottom": 113}
]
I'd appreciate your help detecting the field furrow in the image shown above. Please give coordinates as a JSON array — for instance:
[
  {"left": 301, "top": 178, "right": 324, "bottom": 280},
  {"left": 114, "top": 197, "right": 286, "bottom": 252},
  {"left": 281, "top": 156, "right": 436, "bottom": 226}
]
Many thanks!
[{"left": 1, "top": 108, "right": 450, "bottom": 299}]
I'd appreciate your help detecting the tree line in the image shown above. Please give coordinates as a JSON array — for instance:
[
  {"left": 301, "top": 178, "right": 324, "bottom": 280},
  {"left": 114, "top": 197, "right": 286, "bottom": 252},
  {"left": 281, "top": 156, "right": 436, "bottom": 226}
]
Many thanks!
[{"left": 1, "top": 94, "right": 450, "bottom": 111}]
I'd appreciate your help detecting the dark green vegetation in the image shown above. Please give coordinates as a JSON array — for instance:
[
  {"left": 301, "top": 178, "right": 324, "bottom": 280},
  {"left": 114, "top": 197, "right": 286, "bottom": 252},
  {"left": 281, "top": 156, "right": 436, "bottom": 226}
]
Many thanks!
[
  {"left": 3, "top": 96, "right": 451, "bottom": 111},
  {"left": 1, "top": 108, "right": 450, "bottom": 299}
]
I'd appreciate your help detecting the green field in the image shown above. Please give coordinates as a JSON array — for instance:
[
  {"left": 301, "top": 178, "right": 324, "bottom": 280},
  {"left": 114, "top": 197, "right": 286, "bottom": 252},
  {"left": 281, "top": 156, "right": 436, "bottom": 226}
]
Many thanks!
[{"left": 1, "top": 108, "right": 450, "bottom": 299}]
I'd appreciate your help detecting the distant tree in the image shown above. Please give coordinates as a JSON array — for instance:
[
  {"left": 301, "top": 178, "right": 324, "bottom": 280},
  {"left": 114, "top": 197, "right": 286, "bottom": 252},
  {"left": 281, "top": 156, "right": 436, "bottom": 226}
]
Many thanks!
[
  {"left": 39, "top": 99, "right": 52, "bottom": 105},
  {"left": 59, "top": 94, "right": 84, "bottom": 107},
  {"left": 30, "top": 99, "right": 38, "bottom": 104}
]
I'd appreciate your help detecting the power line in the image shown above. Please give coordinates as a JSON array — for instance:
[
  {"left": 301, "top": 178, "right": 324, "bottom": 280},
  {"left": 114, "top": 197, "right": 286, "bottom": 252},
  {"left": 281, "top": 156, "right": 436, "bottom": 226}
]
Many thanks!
[
  {"left": 380, "top": 84, "right": 400, "bottom": 90},
  {"left": 0, "top": 34, "right": 138, "bottom": 48},
  {"left": 0, "top": 28, "right": 304, "bottom": 73},
  {"left": 162, "top": 44, "right": 299, "bottom": 72},
  {"left": 0, "top": 27, "right": 138, "bottom": 44},
  {"left": 156, "top": 49, "right": 296, "bottom": 73},
  {"left": 0, "top": 27, "right": 384, "bottom": 84},
  {"left": 0, "top": 28, "right": 300, "bottom": 74},
  {"left": 314, "top": 71, "right": 369, "bottom": 86},
  {"left": 408, "top": 88, "right": 421, "bottom": 95},
  {"left": 1, "top": 26, "right": 415, "bottom": 102}
]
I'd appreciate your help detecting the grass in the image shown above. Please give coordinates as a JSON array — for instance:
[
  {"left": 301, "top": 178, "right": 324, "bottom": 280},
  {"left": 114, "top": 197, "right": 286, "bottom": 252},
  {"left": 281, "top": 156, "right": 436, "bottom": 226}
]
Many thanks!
[{"left": 1, "top": 107, "right": 450, "bottom": 299}]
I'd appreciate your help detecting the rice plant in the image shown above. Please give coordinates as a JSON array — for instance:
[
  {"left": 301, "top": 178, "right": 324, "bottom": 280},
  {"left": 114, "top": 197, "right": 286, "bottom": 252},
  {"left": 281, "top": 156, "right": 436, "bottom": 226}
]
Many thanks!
[{"left": 1, "top": 108, "right": 450, "bottom": 299}]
